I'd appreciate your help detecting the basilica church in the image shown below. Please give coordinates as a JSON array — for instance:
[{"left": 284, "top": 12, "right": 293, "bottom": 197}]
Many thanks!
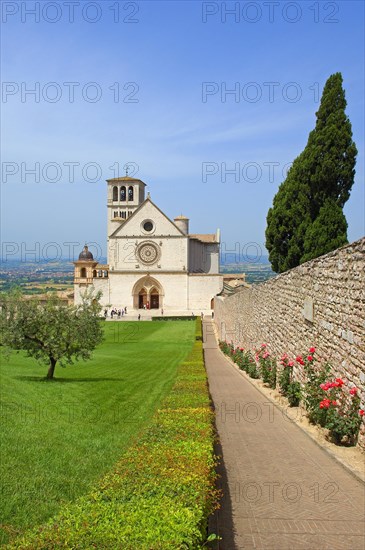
[{"left": 74, "top": 176, "right": 223, "bottom": 313}]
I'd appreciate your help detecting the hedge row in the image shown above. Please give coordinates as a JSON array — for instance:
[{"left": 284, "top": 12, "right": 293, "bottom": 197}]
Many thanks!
[
  {"left": 152, "top": 316, "right": 196, "bottom": 322},
  {"left": 8, "top": 319, "right": 219, "bottom": 549}
]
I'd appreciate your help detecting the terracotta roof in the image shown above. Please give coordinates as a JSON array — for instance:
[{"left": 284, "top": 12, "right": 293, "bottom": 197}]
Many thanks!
[
  {"left": 189, "top": 234, "right": 217, "bottom": 243},
  {"left": 223, "top": 274, "right": 246, "bottom": 281},
  {"left": 217, "top": 281, "right": 250, "bottom": 297}
]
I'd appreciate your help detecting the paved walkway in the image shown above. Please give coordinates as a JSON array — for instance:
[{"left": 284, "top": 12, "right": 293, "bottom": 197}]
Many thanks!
[{"left": 203, "top": 320, "right": 365, "bottom": 550}]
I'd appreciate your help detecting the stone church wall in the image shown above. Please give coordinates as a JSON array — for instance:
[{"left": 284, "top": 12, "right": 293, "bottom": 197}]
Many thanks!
[
  {"left": 214, "top": 237, "right": 365, "bottom": 447},
  {"left": 188, "top": 241, "right": 220, "bottom": 274},
  {"left": 188, "top": 274, "right": 223, "bottom": 312}
]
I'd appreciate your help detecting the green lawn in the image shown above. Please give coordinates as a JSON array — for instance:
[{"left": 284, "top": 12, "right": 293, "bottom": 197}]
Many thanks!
[{"left": 0, "top": 320, "right": 195, "bottom": 545}]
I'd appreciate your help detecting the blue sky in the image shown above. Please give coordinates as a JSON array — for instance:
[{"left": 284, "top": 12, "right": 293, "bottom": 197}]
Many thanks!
[{"left": 1, "top": 0, "right": 364, "bottom": 262}]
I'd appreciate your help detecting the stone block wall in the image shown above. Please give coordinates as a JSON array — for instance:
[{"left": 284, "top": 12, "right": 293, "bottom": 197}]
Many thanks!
[{"left": 214, "top": 237, "right": 365, "bottom": 447}]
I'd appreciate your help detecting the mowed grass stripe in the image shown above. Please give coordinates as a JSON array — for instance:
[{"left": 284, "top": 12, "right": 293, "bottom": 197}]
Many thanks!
[{"left": 0, "top": 320, "right": 195, "bottom": 545}]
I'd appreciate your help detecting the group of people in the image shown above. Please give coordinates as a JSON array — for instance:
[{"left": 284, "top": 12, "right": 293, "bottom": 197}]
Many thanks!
[{"left": 104, "top": 307, "right": 127, "bottom": 319}]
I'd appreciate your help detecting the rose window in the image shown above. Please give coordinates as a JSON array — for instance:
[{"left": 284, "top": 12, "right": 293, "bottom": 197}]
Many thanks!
[{"left": 137, "top": 242, "right": 160, "bottom": 265}]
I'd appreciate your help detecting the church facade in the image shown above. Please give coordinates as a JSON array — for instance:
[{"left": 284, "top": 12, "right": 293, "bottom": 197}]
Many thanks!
[{"left": 74, "top": 176, "right": 223, "bottom": 313}]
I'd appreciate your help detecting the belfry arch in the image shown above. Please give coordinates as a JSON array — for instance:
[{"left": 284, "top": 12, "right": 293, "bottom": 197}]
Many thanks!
[{"left": 132, "top": 276, "right": 164, "bottom": 310}]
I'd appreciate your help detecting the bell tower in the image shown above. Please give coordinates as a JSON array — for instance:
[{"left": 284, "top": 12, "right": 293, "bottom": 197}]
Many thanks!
[{"left": 106, "top": 175, "right": 147, "bottom": 238}]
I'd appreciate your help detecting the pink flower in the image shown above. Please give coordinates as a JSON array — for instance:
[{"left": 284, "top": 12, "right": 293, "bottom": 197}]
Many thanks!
[
  {"left": 320, "top": 382, "right": 331, "bottom": 391},
  {"left": 288, "top": 361, "right": 294, "bottom": 367},
  {"left": 359, "top": 410, "right": 365, "bottom": 416},
  {"left": 263, "top": 352, "right": 270, "bottom": 359},
  {"left": 261, "top": 343, "right": 267, "bottom": 348},
  {"left": 309, "top": 347, "right": 316, "bottom": 353},
  {"left": 332, "top": 401, "right": 338, "bottom": 406},
  {"left": 296, "top": 356, "right": 304, "bottom": 366},
  {"left": 307, "top": 355, "right": 313, "bottom": 362},
  {"left": 319, "top": 399, "right": 331, "bottom": 409},
  {"left": 350, "top": 387, "right": 358, "bottom": 396},
  {"left": 335, "top": 378, "right": 344, "bottom": 387},
  {"left": 239, "top": 347, "right": 244, "bottom": 352}
]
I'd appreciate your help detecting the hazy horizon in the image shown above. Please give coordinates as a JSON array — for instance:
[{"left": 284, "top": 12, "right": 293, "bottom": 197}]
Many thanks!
[{"left": 2, "top": 1, "right": 364, "bottom": 258}]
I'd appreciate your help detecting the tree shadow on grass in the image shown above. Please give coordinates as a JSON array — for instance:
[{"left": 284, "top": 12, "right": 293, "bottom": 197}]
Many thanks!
[{"left": 14, "top": 376, "right": 125, "bottom": 383}]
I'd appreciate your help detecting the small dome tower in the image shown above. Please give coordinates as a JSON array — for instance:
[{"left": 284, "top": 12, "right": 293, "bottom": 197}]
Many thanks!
[
  {"left": 74, "top": 245, "right": 98, "bottom": 285},
  {"left": 78, "top": 245, "right": 94, "bottom": 261}
]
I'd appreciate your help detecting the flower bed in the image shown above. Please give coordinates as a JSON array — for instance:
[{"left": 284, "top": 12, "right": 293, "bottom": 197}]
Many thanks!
[
  {"left": 219, "top": 341, "right": 364, "bottom": 446},
  {"left": 8, "top": 319, "right": 219, "bottom": 549}
]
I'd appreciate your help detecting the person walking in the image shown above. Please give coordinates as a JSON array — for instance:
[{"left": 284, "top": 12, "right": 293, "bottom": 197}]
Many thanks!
[{"left": 138, "top": 314, "right": 141, "bottom": 321}]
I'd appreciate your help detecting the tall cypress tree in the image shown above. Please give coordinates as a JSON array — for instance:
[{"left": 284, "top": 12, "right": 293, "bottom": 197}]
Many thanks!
[
  {"left": 305, "top": 73, "right": 358, "bottom": 217},
  {"left": 266, "top": 153, "right": 311, "bottom": 273},
  {"left": 301, "top": 199, "right": 348, "bottom": 263},
  {"left": 265, "top": 73, "right": 357, "bottom": 273}
]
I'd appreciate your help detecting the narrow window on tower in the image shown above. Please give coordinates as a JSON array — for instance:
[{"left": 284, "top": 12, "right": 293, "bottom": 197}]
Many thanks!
[
  {"left": 113, "top": 186, "right": 118, "bottom": 201},
  {"left": 128, "top": 186, "right": 134, "bottom": 201},
  {"left": 120, "top": 186, "right": 126, "bottom": 201}
]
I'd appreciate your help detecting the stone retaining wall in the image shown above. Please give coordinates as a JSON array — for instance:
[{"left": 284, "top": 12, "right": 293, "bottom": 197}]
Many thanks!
[{"left": 214, "top": 237, "right": 365, "bottom": 447}]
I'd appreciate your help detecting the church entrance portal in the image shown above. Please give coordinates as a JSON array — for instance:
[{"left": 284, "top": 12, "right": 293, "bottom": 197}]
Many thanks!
[{"left": 133, "top": 276, "right": 164, "bottom": 310}]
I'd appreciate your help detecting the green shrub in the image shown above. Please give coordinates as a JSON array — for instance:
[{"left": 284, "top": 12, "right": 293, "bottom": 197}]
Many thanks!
[
  {"left": 317, "top": 380, "right": 363, "bottom": 445},
  {"left": 219, "top": 343, "right": 259, "bottom": 379},
  {"left": 279, "top": 355, "right": 301, "bottom": 407},
  {"left": 246, "top": 355, "right": 259, "bottom": 379},
  {"left": 195, "top": 317, "right": 203, "bottom": 341},
  {"left": 218, "top": 341, "right": 231, "bottom": 355},
  {"left": 250, "top": 345, "right": 276, "bottom": 387},
  {"left": 240, "top": 350, "right": 259, "bottom": 379},
  {"left": 238, "top": 351, "right": 250, "bottom": 373},
  {"left": 7, "top": 320, "right": 218, "bottom": 549},
  {"left": 287, "top": 381, "right": 301, "bottom": 407},
  {"left": 279, "top": 365, "right": 291, "bottom": 395},
  {"left": 152, "top": 316, "right": 196, "bottom": 321},
  {"left": 301, "top": 353, "right": 331, "bottom": 425}
]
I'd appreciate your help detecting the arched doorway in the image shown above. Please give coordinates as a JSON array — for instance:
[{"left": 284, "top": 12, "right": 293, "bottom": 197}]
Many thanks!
[
  {"left": 138, "top": 288, "right": 147, "bottom": 309},
  {"left": 132, "top": 276, "right": 164, "bottom": 310},
  {"left": 150, "top": 287, "right": 159, "bottom": 309}
]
